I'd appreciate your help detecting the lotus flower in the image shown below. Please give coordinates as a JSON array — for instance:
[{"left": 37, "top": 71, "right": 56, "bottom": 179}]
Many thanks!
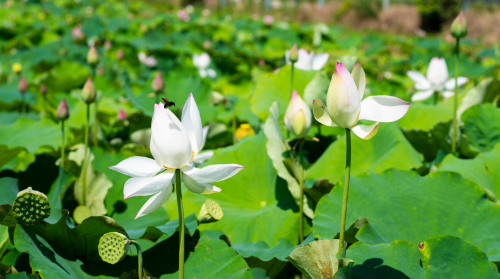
[
  {"left": 138, "top": 52, "right": 157, "bottom": 68},
  {"left": 109, "top": 94, "right": 242, "bottom": 219},
  {"left": 193, "top": 53, "right": 216, "bottom": 78},
  {"left": 285, "top": 49, "right": 329, "bottom": 71},
  {"left": 407, "top": 57, "right": 468, "bottom": 102},
  {"left": 177, "top": 10, "right": 190, "bottom": 22},
  {"left": 313, "top": 62, "right": 410, "bottom": 139},
  {"left": 264, "top": 15, "right": 273, "bottom": 25},
  {"left": 284, "top": 91, "right": 311, "bottom": 139}
]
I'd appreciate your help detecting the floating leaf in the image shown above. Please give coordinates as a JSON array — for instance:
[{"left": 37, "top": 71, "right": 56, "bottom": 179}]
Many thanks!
[{"left": 286, "top": 239, "right": 342, "bottom": 279}]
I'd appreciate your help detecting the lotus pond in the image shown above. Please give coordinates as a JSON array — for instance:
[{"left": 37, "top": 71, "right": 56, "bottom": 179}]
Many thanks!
[{"left": 1, "top": 1, "right": 500, "bottom": 279}]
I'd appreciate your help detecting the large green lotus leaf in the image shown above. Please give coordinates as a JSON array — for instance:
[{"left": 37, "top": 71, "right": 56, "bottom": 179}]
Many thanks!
[
  {"left": 461, "top": 104, "right": 500, "bottom": 152},
  {"left": 251, "top": 65, "right": 317, "bottom": 120},
  {"left": 126, "top": 213, "right": 198, "bottom": 240},
  {"left": 457, "top": 78, "right": 500, "bottom": 122},
  {"left": 303, "top": 71, "right": 330, "bottom": 109},
  {"left": 44, "top": 61, "right": 91, "bottom": 93},
  {"left": 45, "top": 169, "right": 74, "bottom": 224},
  {"left": 14, "top": 224, "right": 113, "bottom": 279},
  {"left": 165, "top": 133, "right": 300, "bottom": 246},
  {"left": 0, "top": 84, "right": 37, "bottom": 106},
  {"left": 285, "top": 239, "right": 341, "bottom": 279},
  {"left": 306, "top": 123, "right": 422, "bottom": 183},
  {"left": 0, "top": 145, "right": 35, "bottom": 173},
  {"left": 347, "top": 235, "right": 500, "bottom": 279},
  {"left": 0, "top": 177, "right": 19, "bottom": 205},
  {"left": 397, "top": 104, "right": 452, "bottom": 132},
  {"left": 314, "top": 170, "right": 500, "bottom": 262},
  {"left": 0, "top": 118, "right": 70, "bottom": 154}
]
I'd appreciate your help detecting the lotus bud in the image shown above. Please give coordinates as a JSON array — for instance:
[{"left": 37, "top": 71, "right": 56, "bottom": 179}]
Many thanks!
[
  {"left": 284, "top": 91, "right": 312, "bottom": 139},
  {"left": 116, "top": 49, "right": 124, "bottom": 61},
  {"left": 151, "top": 72, "right": 164, "bottom": 93},
  {"left": 97, "top": 65, "right": 104, "bottom": 76},
  {"left": 197, "top": 199, "right": 223, "bottom": 224},
  {"left": 81, "top": 77, "right": 95, "bottom": 104},
  {"left": 40, "top": 84, "right": 47, "bottom": 96},
  {"left": 450, "top": 11, "right": 467, "bottom": 39},
  {"left": 57, "top": 98, "right": 70, "bottom": 121},
  {"left": 12, "top": 187, "right": 51, "bottom": 226},
  {"left": 104, "top": 40, "right": 112, "bottom": 51},
  {"left": 71, "top": 25, "right": 84, "bottom": 41},
  {"left": 18, "top": 77, "right": 28, "bottom": 94},
  {"left": 235, "top": 123, "right": 255, "bottom": 141},
  {"left": 98, "top": 232, "right": 130, "bottom": 264},
  {"left": 203, "top": 40, "right": 211, "bottom": 50},
  {"left": 12, "top": 63, "right": 22, "bottom": 74},
  {"left": 289, "top": 44, "right": 298, "bottom": 63},
  {"left": 264, "top": 15, "right": 273, "bottom": 25},
  {"left": 87, "top": 46, "right": 99, "bottom": 66},
  {"left": 117, "top": 109, "right": 127, "bottom": 121}
]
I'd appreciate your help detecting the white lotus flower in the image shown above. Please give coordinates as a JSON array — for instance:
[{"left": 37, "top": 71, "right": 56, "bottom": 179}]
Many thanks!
[
  {"left": 193, "top": 126, "right": 214, "bottom": 164},
  {"left": 193, "top": 53, "right": 216, "bottom": 78},
  {"left": 407, "top": 57, "right": 468, "bottom": 102},
  {"left": 109, "top": 94, "right": 243, "bottom": 219},
  {"left": 284, "top": 91, "right": 312, "bottom": 139},
  {"left": 313, "top": 62, "right": 410, "bottom": 139},
  {"left": 285, "top": 49, "right": 329, "bottom": 71},
  {"left": 138, "top": 52, "right": 158, "bottom": 68}
]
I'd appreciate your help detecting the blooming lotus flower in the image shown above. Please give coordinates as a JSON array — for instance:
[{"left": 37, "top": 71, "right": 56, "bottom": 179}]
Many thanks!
[
  {"left": 177, "top": 10, "right": 190, "bottom": 22},
  {"left": 285, "top": 49, "right": 329, "bottom": 71},
  {"left": 407, "top": 57, "right": 468, "bottom": 102},
  {"left": 313, "top": 62, "right": 410, "bottom": 139},
  {"left": 193, "top": 53, "right": 216, "bottom": 78},
  {"left": 264, "top": 15, "right": 273, "bottom": 25},
  {"left": 193, "top": 126, "right": 213, "bottom": 164},
  {"left": 109, "top": 94, "right": 243, "bottom": 219},
  {"left": 138, "top": 52, "right": 157, "bottom": 68},
  {"left": 284, "top": 91, "right": 311, "bottom": 139}
]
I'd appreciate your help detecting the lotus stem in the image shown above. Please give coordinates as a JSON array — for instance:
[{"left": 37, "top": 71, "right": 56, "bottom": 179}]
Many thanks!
[
  {"left": 81, "top": 103, "right": 90, "bottom": 205},
  {"left": 61, "top": 121, "right": 65, "bottom": 169},
  {"left": 434, "top": 91, "right": 438, "bottom": 105},
  {"left": 232, "top": 107, "right": 237, "bottom": 144},
  {"left": 93, "top": 99, "right": 98, "bottom": 146},
  {"left": 175, "top": 169, "right": 184, "bottom": 279},
  {"left": 21, "top": 93, "right": 26, "bottom": 118},
  {"left": 452, "top": 39, "right": 460, "bottom": 153},
  {"left": 290, "top": 63, "right": 294, "bottom": 95},
  {"left": 338, "top": 128, "right": 351, "bottom": 253},
  {"left": 130, "top": 241, "right": 143, "bottom": 279},
  {"left": 298, "top": 139, "right": 304, "bottom": 243}
]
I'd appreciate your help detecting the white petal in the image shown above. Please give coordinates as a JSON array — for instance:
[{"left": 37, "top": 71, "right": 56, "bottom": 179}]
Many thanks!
[
  {"left": 326, "top": 62, "right": 360, "bottom": 128},
  {"left": 182, "top": 171, "right": 221, "bottom": 194},
  {"left": 407, "top": 71, "right": 428, "bottom": 85},
  {"left": 200, "top": 126, "right": 209, "bottom": 151},
  {"left": 124, "top": 170, "right": 175, "bottom": 199},
  {"left": 206, "top": 69, "right": 216, "bottom": 78},
  {"left": 444, "top": 77, "right": 468, "bottom": 90},
  {"left": 312, "top": 99, "right": 337, "bottom": 127},
  {"left": 411, "top": 90, "right": 435, "bottom": 102},
  {"left": 134, "top": 184, "right": 173, "bottom": 219},
  {"left": 426, "top": 57, "right": 448, "bottom": 85},
  {"left": 199, "top": 69, "right": 207, "bottom": 78},
  {"left": 109, "top": 156, "right": 161, "bottom": 178},
  {"left": 151, "top": 103, "right": 192, "bottom": 169},
  {"left": 358, "top": 96, "right": 410, "bottom": 123},
  {"left": 193, "top": 53, "right": 210, "bottom": 69},
  {"left": 442, "top": 91, "right": 455, "bottom": 98},
  {"left": 193, "top": 150, "right": 214, "bottom": 164},
  {"left": 182, "top": 164, "right": 244, "bottom": 184},
  {"left": 351, "top": 63, "right": 366, "bottom": 99},
  {"left": 294, "top": 49, "right": 314, "bottom": 71},
  {"left": 351, "top": 122, "right": 379, "bottom": 140},
  {"left": 311, "top": 53, "right": 329, "bottom": 70},
  {"left": 182, "top": 93, "right": 204, "bottom": 153},
  {"left": 285, "top": 50, "right": 291, "bottom": 65},
  {"left": 414, "top": 82, "right": 431, "bottom": 91}
]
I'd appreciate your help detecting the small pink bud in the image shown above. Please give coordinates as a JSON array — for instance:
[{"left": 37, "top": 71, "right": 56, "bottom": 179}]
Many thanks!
[
  {"left": 450, "top": 10, "right": 467, "bottom": 39},
  {"left": 18, "top": 77, "right": 28, "bottom": 94},
  {"left": 289, "top": 44, "right": 298, "bottom": 63},
  {"left": 40, "top": 84, "right": 47, "bottom": 95},
  {"left": 71, "top": 25, "right": 84, "bottom": 41},
  {"left": 87, "top": 46, "right": 99, "bottom": 66},
  {"left": 117, "top": 49, "right": 124, "bottom": 60},
  {"left": 151, "top": 72, "right": 164, "bottom": 93},
  {"left": 264, "top": 15, "right": 273, "bottom": 25},
  {"left": 117, "top": 109, "right": 127, "bottom": 121},
  {"left": 81, "top": 77, "right": 95, "bottom": 104},
  {"left": 104, "top": 40, "right": 112, "bottom": 51},
  {"left": 57, "top": 98, "right": 70, "bottom": 121}
]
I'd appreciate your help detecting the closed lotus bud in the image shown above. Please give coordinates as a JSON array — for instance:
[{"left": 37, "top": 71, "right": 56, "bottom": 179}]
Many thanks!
[
  {"left": 116, "top": 49, "right": 124, "bottom": 60},
  {"left": 40, "top": 84, "right": 47, "bottom": 95},
  {"left": 117, "top": 109, "right": 127, "bottom": 121},
  {"left": 284, "top": 91, "right": 312, "bottom": 139},
  {"left": 289, "top": 44, "right": 298, "bottom": 63},
  {"left": 57, "top": 98, "right": 70, "bottom": 120},
  {"left": 98, "top": 232, "right": 130, "bottom": 264},
  {"left": 151, "top": 72, "right": 164, "bottom": 93},
  {"left": 104, "top": 40, "right": 112, "bottom": 51},
  {"left": 81, "top": 77, "right": 95, "bottom": 104},
  {"left": 197, "top": 199, "right": 223, "bottom": 224},
  {"left": 450, "top": 11, "right": 467, "bottom": 39},
  {"left": 12, "top": 187, "right": 51, "bottom": 226},
  {"left": 12, "top": 63, "right": 22, "bottom": 74},
  {"left": 71, "top": 25, "right": 84, "bottom": 41},
  {"left": 18, "top": 77, "right": 28, "bottom": 94},
  {"left": 87, "top": 46, "right": 99, "bottom": 66},
  {"left": 97, "top": 65, "right": 104, "bottom": 76}
]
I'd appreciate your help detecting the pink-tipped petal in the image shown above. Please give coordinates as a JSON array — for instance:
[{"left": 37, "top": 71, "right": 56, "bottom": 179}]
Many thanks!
[
  {"left": 313, "top": 99, "right": 337, "bottom": 127},
  {"left": 352, "top": 122, "right": 379, "bottom": 140},
  {"left": 109, "top": 156, "right": 161, "bottom": 178},
  {"left": 351, "top": 63, "right": 366, "bottom": 99},
  {"left": 134, "top": 184, "right": 173, "bottom": 219},
  {"left": 123, "top": 170, "right": 175, "bottom": 199},
  {"left": 358, "top": 96, "right": 410, "bottom": 123}
]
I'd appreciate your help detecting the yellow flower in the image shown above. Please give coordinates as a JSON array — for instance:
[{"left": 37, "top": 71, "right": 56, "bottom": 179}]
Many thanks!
[
  {"left": 12, "top": 63, "right": 22, "bottom": 74},
  {"left": 235, "top": 124, "right": 255, "bottom": 141}
]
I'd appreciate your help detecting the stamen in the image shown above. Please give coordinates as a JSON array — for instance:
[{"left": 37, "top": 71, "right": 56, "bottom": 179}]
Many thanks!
[{"left": 189, "top": 150, "right": 196, "bottom": 163}]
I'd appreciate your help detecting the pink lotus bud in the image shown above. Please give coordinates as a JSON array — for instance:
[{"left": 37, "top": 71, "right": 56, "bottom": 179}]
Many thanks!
[
  {"left": 57, "top": 98, "right": 70, "bottom": 120},
  {"left": 264, "top": 15, "right": 273, "bottom": 25},
  {"left": 177, "top": 10, "right": 189, "bottom": 22},
  {"left": 81, "top": 77, "right": 95, "bottom": 104},
  {"left": 104, "top": 40, "right": 112, "bottom": 51},
  {"left": 40, "top": 84, "right": 47, "bottom": 95},
  {"left": 151, "top": 72, "right": 164, "bottom": 93},
  {"left": 450, "top": 10, "right": 467, "bottom": 39},
  {"left": 71, "top": 25, "right": 84, "bottom": 41},
  {"left": 87, "top": 46, "right": 99, "bottom": 66},
  {"left": 117, "top": 109, "right": 127, "bottom": 121},
  {"left": 117, "top": 49, "right": 124, "bottom": 60},
  {"left": 284, "top": 91, "right": 311, "bottom": 138},
  {"left": 18, "top": 77, "right": 28, "bottom": 94}
]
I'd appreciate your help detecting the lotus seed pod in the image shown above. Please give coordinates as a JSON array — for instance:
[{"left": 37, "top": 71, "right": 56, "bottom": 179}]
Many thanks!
[
  {"left": 81, "top": 77, "right": 95, "bottom": 104},
  {"left": 87, "top": 46, "right": 99, "bottom": 66},
  {"left": 289, "top": 44, "right": 298, "bottom": 63},
  {"left": 57, "top": 98, "right": 70, "bottom": 121},
  {"left": 18, "top": 77, "right": 28, "bottom": 94},
  {"left": 151, "top": 72, "right": 164, "bottom": 93},
  {"left": 98, "top": 232, "right": 130, "bottom": 264},
  {"left": 197, "top": 199, "right": 223, "bottom": 224},
  {"left": 12, "top": 187, "right": 50, "bottom": 226},
  {"left": 450, "top": 11, "right": 467, "bottom": 39},
  {"left": 73, "top": 205, "right": 92, "bottom": 224}
]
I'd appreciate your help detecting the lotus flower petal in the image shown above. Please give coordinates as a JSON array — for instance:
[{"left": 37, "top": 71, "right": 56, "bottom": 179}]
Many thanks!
[{"left": 358, "top": 96, "right": 410, "bottom": 123}]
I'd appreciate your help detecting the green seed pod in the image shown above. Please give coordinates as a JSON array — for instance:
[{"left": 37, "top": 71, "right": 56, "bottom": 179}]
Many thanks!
[
  {"left": 73, "top": 205, "right": 92, "bottom": 224},
  {"left": 12, "top": 187, "right": 50, "bottom": 226},
  {"left": 197, "top": 199, "right": 223, "bottom": 224},
  {"left": 98, "top": 232, "right": 130, "bottom": 264}
]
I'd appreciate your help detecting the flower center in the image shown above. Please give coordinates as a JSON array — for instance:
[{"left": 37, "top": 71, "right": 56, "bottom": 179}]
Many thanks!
[
  {"left": 189, "top": 150, "right": 196, "bottom": 163},
  {"left": 163, "top": 166, "right": 175, "bottom": 171}
]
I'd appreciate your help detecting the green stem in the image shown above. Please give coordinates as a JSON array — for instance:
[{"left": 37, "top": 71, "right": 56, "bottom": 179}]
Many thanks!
[
  {"left": 433, "top": 91, "right": 438, "bottom": 105},
  {"left": 61, "top": 121, "right": 65, "bottom": 169},
  {"left": 21, "top": 93, "right": 26, "bottom": 118},
  {"left": 452, "top": 39, "right": 460, "bottom": 153},
  {"left": 81, "top": 104, "right": 90, "bottom": 205},
  {"left": 130, "top": 241, "right": 143, "bottom": 279},
  {"left": 298, "top": 139, "right": 304, "bottom": 243},
  {"left": 93, "top": 100, "right": 98, "bottom": 146},
  {"left": 232, "top": 107, "right": 237, "bottom": 144},
  {"left": 291, "top": 63, "right": 295, "bottom": 95},
  {"left": 338, "top": 128, "right": 351, "bottom": 253},
  {"left": 175, "top": 169, "right": 184, "bottom": 279}
]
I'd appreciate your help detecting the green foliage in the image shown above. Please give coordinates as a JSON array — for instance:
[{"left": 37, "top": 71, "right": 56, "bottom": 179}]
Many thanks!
[{"left": 461, "top": 104, "right": 500, "bottom": 152}]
